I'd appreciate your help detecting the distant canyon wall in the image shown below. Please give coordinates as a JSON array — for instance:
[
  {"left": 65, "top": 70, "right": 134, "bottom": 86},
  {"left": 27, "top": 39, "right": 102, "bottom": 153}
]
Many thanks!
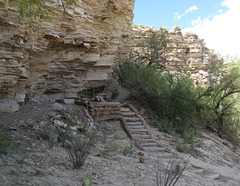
[
  {"left": 0, "top": 0, "right": 135, "bottom": 102},
  {"left": 132, "top": 26, "right": 219, "bottom": 86}
]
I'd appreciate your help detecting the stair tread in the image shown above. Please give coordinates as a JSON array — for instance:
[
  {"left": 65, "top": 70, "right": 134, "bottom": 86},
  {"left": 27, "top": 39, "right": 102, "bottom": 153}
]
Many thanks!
[
  {"left": 127, "top": 122, "right": 143, "bottom": 125},
  {"left": 124, "top": 117, "right": 141, "bottom": 121},
  {"left": 129, "top": 128, "right": 148, "bottom": 132},
  {"left": 138, "top": 139, "right": 155, "bottom": 143},
  {"left": 122, "top": 112, "right": 136, "bottom": 116},
  {"left": 120, "top": 107, "right": 131, "bottom": 112},
  {"left": 141, "top": 142, "right": 158, "bottom": 147},
  {"left": 128, "top": 125, "right": 145, "bottom": 129},
  {"left": 133, "top": 134, "right": 152, "bottom": 139},
  {"left": 144, "top": 147, "right": 166, "bottom": 152}
]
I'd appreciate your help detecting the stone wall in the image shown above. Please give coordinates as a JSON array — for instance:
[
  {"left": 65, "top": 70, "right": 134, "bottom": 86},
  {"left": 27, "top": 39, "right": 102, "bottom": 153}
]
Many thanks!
[
  {"left": 0, "top": 0, "right": 135, "bottom": 102},
  {"left": 132, "top": 26, "right": 219, "bottom": 86}
]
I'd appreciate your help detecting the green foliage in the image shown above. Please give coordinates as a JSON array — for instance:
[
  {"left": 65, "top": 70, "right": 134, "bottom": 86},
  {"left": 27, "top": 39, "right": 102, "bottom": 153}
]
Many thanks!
[
  {"left": 123, "top": 144, "right": 133, "bottom": 155},
  {"left": 205, "top": 59, "right": 240, "bottom": 143},
  {"left": 172, "top": 25, "right": 181, "bottom": 32},
  {"left": 0, "top": 135, "right": 12, "bottom": 155},
  {"left": 63, "top": 129, "right": 96, "bottom": 169},
  {"left": 116, "top": 61, "right": 205, "bottom": 138},
  {"left": 135, "top": 27, "right": 169, "bottom": 68},
  {"left": 82, "top": 177, "right": 92, "bottom": 186},
  {"left": 102, "top": 143, "right": 121, "bottom": 156},
  {"left": 18, "top": 0, "right": 51, "bottom": 22},
  {"left": 176, "top": 141, "right": 192, "bottom": 153},
  {"left": 39, "top": 128, "right": 50, "bottom": 140},
  {"left": 17, "top": 0, "right": 77, "bottom": 23}
]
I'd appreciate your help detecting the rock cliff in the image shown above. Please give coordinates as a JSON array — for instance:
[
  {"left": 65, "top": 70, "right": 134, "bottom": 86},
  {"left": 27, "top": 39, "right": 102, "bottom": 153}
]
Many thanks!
[
  {"left": 132, "top": 26, "right": 220, "bottom": 86},
  {"left": 0, "top": 0, "right": 135, "bottom": 102}
]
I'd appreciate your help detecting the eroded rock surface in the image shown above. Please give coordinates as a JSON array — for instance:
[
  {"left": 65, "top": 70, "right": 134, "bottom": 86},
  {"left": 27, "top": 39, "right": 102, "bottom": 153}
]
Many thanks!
[
  {"left": 0, "top": 0, "right": 135, "bottom": 102},
  {"left": 132, "top": 26, "right": 220, "bottom": 86}
]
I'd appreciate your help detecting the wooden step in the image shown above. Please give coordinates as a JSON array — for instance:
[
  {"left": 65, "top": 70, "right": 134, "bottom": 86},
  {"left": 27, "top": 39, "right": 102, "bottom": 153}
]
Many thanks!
[
  {"left": 120, "top": 107, "right": 131, "bottom": 112},
  {"left": 128, "top": 125, "right": 145, "bottom": 129},
  {"left": 124, "top": 117, "right": 141, "bottom": 122},
  {"left": 144, "top": 147, "right": 166, "bottom": 152},
  {"left": 127, "top": 121, "right": 143, "bottom": 125},
  {"left": 130, "top": 129, "right": 148, "bottom": 134},
  {"left": 122, "top": 112, "right": 136, "bottom": 117},
  {"left": 138, "top": 138, "right": 156, "bottom": 143},
  {"left": 141, "top": 142, "right": 158, "bottom": 147},
  {"left": 133, "top": 134, "right": 152, "bottom": 139}
]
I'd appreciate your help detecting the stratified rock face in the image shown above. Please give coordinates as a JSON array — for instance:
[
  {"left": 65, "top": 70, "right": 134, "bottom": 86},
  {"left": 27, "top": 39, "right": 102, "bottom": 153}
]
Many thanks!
[
  {"left": 132, "top": 26, "right": 219, "bottom": 86},
  {"left": 0, "top": 0, "right": 135, "bottom": 102}
]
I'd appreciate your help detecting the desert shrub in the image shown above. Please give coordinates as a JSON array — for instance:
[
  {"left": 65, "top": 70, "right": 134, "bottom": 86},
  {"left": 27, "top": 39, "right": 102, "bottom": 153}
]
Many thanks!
[
  {"left": 82, "top": 177, "right": 92, "bottom": 186},
  {"left": 155, "top": 153, "right": 190, "bottom": 186},
  {"left": 101, "top": 143, "right": 121, "bottom": 156},
  {"left": 123, "top": 144, "right": 133, "bottom": 155},
  {"left": 63, "top": 128, "right": 96, "bottom": 169},
  {"left": 0, "top": 135, "right": 12, "bottom": 155},
  {"left": 116, "top": 61, "right": 205, "bottom": 138},
  {"left": 201, "top": 59, "right": 240, "bottom": 144},
  {"left": 134, "top": 27, "right": 169, "bottom": 69},
  {"left": 172, "top": 25, "right": 181, "bottom": 32}
]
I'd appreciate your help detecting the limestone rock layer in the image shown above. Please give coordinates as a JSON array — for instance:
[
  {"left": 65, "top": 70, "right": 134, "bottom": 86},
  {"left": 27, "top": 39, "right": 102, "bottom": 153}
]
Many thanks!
[{"left": 0, "top": 0, "right": 135, "bottom": 102}]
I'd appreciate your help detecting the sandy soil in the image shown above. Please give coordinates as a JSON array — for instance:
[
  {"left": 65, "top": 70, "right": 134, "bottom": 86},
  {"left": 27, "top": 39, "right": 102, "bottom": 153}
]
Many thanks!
[{"left": 0, "top": 101, "right": 240, "bottom": 186}]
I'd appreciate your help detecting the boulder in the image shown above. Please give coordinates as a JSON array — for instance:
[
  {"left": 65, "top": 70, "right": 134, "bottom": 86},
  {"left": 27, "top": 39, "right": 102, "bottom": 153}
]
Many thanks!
[{"left": 0, "top": 99, "right": 19, "bottom": 112}]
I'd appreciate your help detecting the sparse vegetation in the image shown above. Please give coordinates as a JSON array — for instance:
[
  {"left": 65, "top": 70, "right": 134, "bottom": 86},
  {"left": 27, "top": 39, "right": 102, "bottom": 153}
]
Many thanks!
[
  {"left": 82, "top": 177, "right": 93, "bottom": 186},
  {"left": 133, "top": 27, "right": 169, "bottom": 69},
  {"left": 123, "top": 144, "right": 133, "bottom": 155},
  {"left": 0, "top": 135, "right": 12, "bottom": 155},
  {"left": 102, "top": 142, "right": 121, "bottom": 156},
  {"left": 63, "top": 129, "right": 97, "bottom": 169},
  {"left": 155, "top": 153, "right": 190, "bottom": 186},
  {"left": 172, "top": 25, "right": 181, "bottom": 32}
]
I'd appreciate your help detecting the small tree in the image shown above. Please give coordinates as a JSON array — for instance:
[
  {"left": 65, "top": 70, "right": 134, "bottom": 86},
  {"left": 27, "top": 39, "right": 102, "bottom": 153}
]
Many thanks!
[
  {"left": 172, "top": 25, "right": 181, "bottom": 32},
  {"left": 206, "top": 59, "right": 240, "bottom": 139},
  {"left": 133, "top": 27, "right": 169, "bottom": 69}
]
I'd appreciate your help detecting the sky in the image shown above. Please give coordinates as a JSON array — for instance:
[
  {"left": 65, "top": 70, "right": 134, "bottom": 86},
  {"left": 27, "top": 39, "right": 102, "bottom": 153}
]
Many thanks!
[{"left": 133, "top": 0, "right": 240, "bottom": 57}]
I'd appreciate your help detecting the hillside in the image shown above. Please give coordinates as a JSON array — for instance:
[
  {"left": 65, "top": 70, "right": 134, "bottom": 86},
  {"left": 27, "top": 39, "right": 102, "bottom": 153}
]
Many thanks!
[{"left": 1, "top": 101, "right": 240, "bottom": 185}]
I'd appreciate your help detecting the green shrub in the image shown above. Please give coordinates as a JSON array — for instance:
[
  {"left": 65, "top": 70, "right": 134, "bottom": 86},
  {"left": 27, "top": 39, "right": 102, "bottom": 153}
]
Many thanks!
[
  {"left": 63, "top": 129, "right": 96, "bottom": 169},
  {"left": 102, "top": 143, "right": 121, "bottom": 156},
  {"left": 176, "top": 141, "right": 193, "bottom": 154},
  {"left": 204, "top": 59, "right": 240, "bottom": 143},
  {"left": 82, "top": 177, "right": 92, "bottom": 186},
  {"left": 123, "top": 144, "right": 133, "bottom": 155},
  {"left": 0, "top": 135, "right": 12, "bottom": 155},
  {"left": 116, "top": 61, "right": 205, "bottom": 138}
]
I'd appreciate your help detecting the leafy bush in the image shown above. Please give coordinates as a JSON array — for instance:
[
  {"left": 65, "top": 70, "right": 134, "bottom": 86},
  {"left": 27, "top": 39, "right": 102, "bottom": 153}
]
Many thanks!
[
  {"left": 204, "top": 59, "right": 240, "bottom": 143},
  {"left": 116, "top": 61, "right": 205, "bottom": 138},
  {"left": 123, "top": 144, "right": 133, "bottom": 155},
  {"left": 172, "top": 25, "right": 181, "bottom": 32},
  {"left": 134, "top": 27, "right": 169, "bottom": 69},
  {"left": 82, "top": 177, "right": 93, "bottom": 186}
]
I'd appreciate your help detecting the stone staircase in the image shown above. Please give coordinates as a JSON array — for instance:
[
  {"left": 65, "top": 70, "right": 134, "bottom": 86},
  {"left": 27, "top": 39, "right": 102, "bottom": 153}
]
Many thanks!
[
  {"left": 120, "top": 104, "right": 169, "bottom": 153},
  {"left": 89, "top": 101, "right": 171, "bottom": 153}
]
